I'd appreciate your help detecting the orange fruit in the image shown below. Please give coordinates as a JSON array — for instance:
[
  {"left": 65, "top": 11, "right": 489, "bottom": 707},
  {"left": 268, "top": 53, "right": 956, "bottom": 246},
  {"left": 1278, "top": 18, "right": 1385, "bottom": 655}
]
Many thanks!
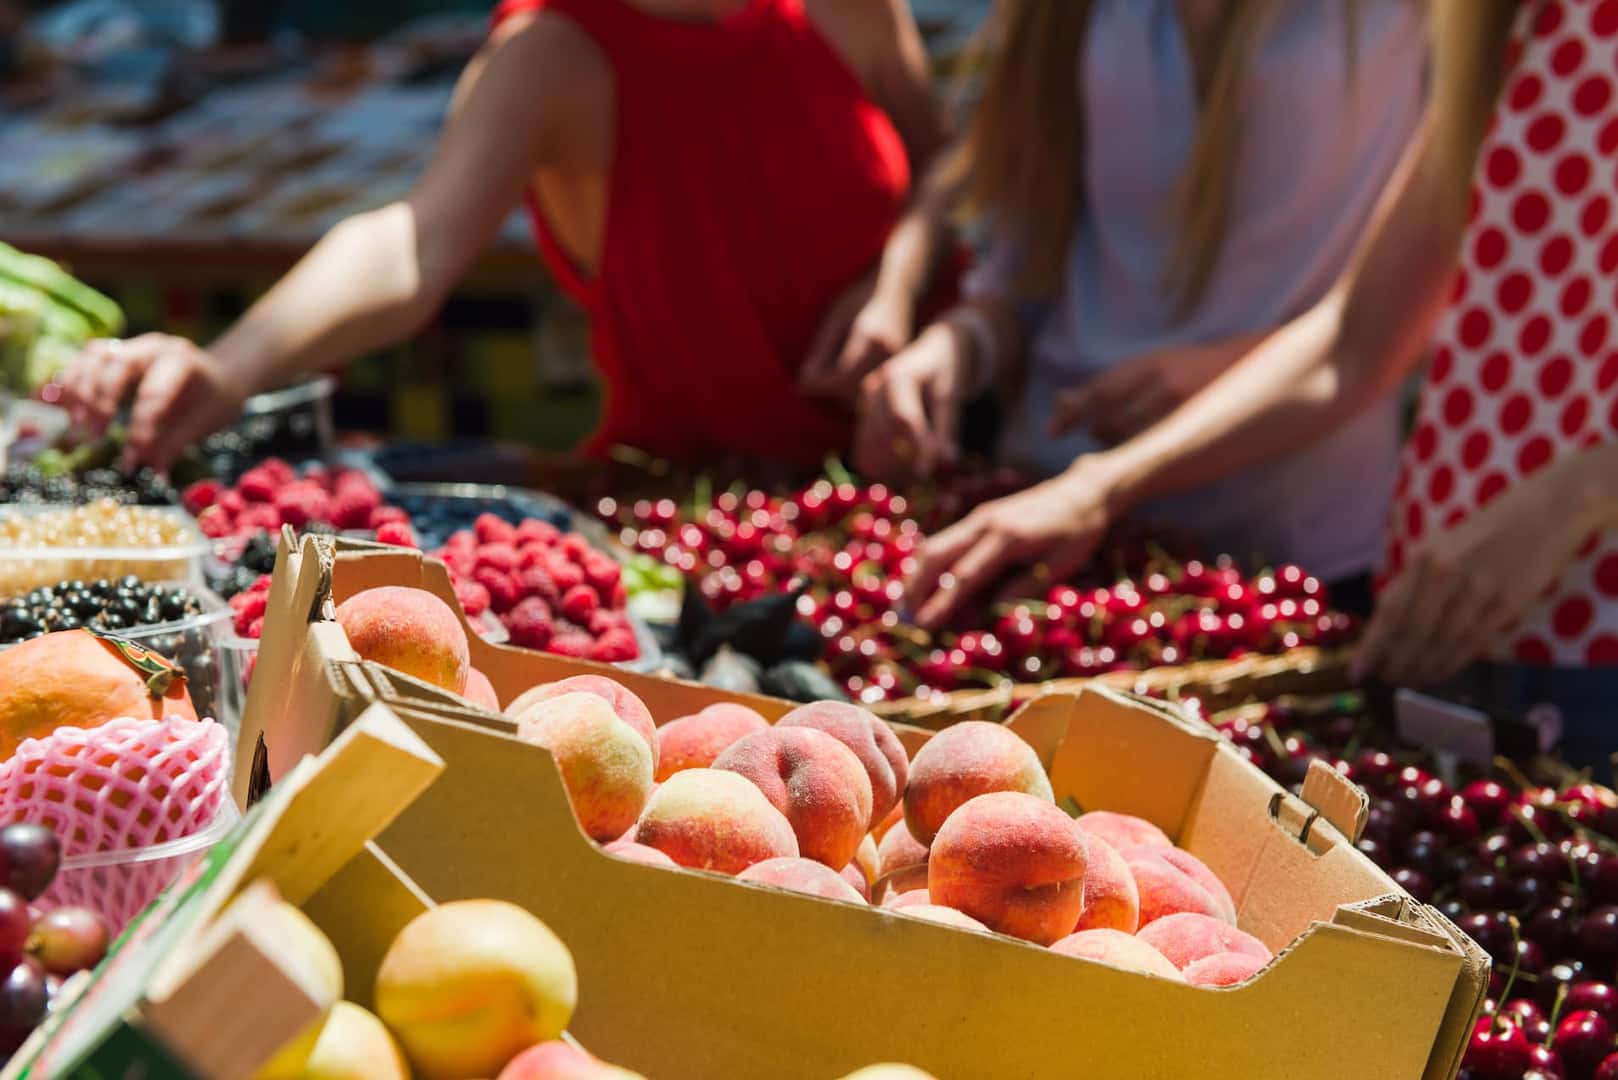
[{"left": 0, "top": 630, "right": 197, "bottom": 761}]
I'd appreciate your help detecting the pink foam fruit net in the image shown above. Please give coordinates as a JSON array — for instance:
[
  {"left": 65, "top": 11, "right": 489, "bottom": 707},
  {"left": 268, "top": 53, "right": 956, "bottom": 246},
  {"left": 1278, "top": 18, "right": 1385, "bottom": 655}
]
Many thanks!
[{"left": 0, "top": 716, "right": 229, "bottom": 856}]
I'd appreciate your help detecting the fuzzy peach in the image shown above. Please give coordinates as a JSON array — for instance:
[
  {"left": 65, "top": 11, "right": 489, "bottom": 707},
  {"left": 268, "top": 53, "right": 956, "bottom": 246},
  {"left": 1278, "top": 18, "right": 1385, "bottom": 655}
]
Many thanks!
[
  {"left": 840, "top": 863, "right": 871, "bottom": 900},
  {"left": 633, "top": 769, "right": 798, "bottom": 874},
  {"left": 904, "top": 722, "right": 1051, "bottom": 845},
  {"left": 293, "top": 1003, "right": 410, "bottom": 1080},
  {"left": 375, "top": 900, "right": 577, "bottom": 1080},
  {"left": 713, "top": 727, "right": 873, "bottom": 868},
  {"left": 497, "top": 1041, "right": 646, "bottom": 1079},
  {"left": 870, "top": 802, "right": 905, "bottom": 843},
  {"left": 335, "top": 586, "right": 470, "bottom": 694},
  {"left": 513, "top": 692, "right": 654, "bottom": 842},
  {"left": 1071, "top": 826, "right": 1140, "bottom": 934},
  {"left": 601, "top": 839, "right": 678, "bottom": 869},
  {"left": 852, "top": 833, "right": 880, "bottom": 888},
  {"left": 884, "top": 889, "right": 933, "bottom": 911},
  {"left": 777, "top": 701, "right": 908, "bottom": 827},
  {"left": 898, "top": 905, "right": 990, "bottom": 933},
  {"left": 1184, "top": 951, "right": 1269, "bottom": 988},
  {"left": 1049, "top": 929, "right": 1183, "bottom": 981},
  {"left": 653, "top": 703, "right": 769, "bottom": 781},
  {"left": 927, "top": 792, "right": 1087, "bottom": 945},
  {"left": 875, "top": 819, "right": 929, "bottom": 900},
  {"left": 737, "top": 856, "right": 867, "bottom": 903},
  {"left": 463, "top": 668, "right": 500, "bottom": 711},
  {"left": 1124, "top": 849, "right": 1238, "bottom": 928},
  {"left": 507, "top": 675, "right": 659, "bottom": 772},
  {"left": 836, "top": 1067, "right": 939, "bottom": 1080},
  {"left": 1074, "top": 810, "right": 1172, "bottom": 851},
  {"left": 1136, "top": 912, "right": 1272, "bottom": 971}
]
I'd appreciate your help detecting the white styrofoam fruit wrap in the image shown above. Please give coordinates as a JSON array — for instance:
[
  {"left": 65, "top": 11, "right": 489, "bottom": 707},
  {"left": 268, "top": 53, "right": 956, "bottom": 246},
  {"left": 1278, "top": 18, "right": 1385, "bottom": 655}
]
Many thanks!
[{"left": 0, "top": 716, "right": 233, "bottom": 929}]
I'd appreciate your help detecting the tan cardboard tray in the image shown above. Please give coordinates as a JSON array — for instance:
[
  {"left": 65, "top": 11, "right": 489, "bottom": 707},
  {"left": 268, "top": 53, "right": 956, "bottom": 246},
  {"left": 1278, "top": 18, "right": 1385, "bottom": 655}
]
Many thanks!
[{"left": 240, "top": 534, "right": 1488, "bottom": 1080}]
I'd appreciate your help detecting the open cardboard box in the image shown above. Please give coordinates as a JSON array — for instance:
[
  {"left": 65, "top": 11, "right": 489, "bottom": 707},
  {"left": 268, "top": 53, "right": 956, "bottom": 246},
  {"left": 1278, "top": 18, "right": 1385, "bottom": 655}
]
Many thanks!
[{"left": 239, "top": 535, "right": 1490, "bottom": 1080}]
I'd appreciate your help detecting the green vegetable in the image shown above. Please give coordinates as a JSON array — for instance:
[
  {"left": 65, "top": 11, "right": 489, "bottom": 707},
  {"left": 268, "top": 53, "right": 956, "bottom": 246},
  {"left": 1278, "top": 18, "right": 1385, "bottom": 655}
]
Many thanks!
[{"left": 0, "top": 242, "right": 124, "bottom": 338}]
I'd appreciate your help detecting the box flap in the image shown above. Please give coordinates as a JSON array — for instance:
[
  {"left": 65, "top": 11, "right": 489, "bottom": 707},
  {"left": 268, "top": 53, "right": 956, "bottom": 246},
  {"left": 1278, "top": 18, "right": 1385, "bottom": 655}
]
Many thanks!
[{"left": 301, "top": 842, "right": 433, "bottom": 1012}]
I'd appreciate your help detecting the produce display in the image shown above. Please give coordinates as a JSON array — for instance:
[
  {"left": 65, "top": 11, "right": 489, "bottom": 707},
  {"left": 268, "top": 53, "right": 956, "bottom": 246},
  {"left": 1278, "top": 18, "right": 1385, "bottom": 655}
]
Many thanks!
[
  {"left": 599, "top": 470, "right": 1357, "bottom": 704},
  {"left": 183, "top": 457, "right": 406, "bottom": 541},
  {"left": 0, "top": 242, "right": 123, "bottom": 396},
  {"left": 0, "top": 462, "right": 177, "bottom": 508},
  {"left": 0, "top": 501, "right": 206, "bottom": 597}
]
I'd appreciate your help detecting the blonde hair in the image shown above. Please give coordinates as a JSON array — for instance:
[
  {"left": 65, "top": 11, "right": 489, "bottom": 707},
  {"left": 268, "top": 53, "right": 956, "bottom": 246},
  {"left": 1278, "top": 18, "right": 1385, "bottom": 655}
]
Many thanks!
[{"left": 953, "top": 0, "right": 1367, "bottom": 315}]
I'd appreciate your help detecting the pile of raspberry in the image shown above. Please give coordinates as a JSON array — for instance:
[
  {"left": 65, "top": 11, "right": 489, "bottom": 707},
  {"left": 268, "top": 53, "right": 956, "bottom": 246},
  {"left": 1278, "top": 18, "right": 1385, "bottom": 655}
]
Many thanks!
[
  {"left": 227, "top": 574, "right": 272, "bottom": 639},
  {"left": 182, "top": 458, "right": 415, "bottom": 545},
  {"left": 434, "top": 514, "right": 639, "bottom": 663}
]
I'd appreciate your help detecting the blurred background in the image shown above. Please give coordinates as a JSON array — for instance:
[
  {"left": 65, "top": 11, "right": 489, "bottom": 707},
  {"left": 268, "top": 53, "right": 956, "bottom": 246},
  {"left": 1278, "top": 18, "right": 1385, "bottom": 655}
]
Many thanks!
[{"left": 0, "top": 0, "right": 985, "bottom": 468}]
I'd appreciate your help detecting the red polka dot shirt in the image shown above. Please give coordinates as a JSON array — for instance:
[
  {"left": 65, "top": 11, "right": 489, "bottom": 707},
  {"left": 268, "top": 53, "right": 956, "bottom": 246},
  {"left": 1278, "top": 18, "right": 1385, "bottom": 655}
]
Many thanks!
[{"left": 1386, "top": 0, "right": 1618, "bottom": 665}]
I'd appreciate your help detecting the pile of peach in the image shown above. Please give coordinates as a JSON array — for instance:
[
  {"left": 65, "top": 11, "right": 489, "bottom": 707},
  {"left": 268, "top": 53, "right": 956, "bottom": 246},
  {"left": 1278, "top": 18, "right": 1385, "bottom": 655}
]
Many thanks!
[{"left": 503, "top": 677, "right": 1276, "bottom": 989}]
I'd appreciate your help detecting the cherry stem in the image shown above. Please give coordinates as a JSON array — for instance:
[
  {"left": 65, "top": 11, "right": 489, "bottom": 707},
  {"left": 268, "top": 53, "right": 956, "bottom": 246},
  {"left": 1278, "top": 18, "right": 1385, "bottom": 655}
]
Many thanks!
[
  {"left": 1494, "top": 915, "right": 1524, "bottom": 1036},
  {"left": 1548, "top": 981, "right": 1571, "bottom": 1031}
]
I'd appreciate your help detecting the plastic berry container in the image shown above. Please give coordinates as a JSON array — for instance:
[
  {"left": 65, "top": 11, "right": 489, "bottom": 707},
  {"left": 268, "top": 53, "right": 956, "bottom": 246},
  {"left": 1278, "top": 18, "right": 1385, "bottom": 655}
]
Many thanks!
[{"left": 0, "top": 504, "right": 210, "bottom": 598}]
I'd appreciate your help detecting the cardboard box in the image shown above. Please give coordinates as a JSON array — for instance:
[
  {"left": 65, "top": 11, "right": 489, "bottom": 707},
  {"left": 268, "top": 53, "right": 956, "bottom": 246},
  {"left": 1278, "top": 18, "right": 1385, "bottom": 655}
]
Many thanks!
[{"left": 242, "top": 535, "right": 1489, "bottom": 1080}]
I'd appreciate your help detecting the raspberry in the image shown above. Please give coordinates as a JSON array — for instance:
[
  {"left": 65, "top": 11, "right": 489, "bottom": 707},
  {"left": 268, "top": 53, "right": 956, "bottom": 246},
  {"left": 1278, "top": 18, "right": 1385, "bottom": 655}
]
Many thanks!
[
  {"left": 369, "top": 505, "right": 410, "bottom": 529},
  {"left": 560, "top": 534, "right": 592, "bottom": 563},
  {"left": 302, "top": 466, "right": 331, "bottom": 491},
  {"left": 446, "top": 530, "right": 477, "bottom": 553},
  {"left": 441, "top": 549, "right": 476, "bottom": 579},
  {"left": 475, "top": 543, "right": 520, "bottom": 574},
  {"left": 330, "top": 486, "right": 382, "bottom": 530},
  {"left": 273, "top": 483, "right": 333, "bottom": 529},
  {"left": 503, "top": 597, "right": 555, "bottom": 650},
  {"left": 518, "top": 566, "right": 560, "bottom": 605},
  {"left": 453, "top": 580, "right": 492, "bottom": 618},
  {"left": 249, "top": 574, "right": 273, "bottom": 594},
  {"left": 331, "top": 467, "right": 376, "bottom": 493},
  {"left": 589, "top": 629, "right": 639, "bottom": 663},
  {"left": 582, "top": 551, "right": 621, "bottom": 595},
  {"left": 375, "top": 521, "right": 418, "bottom": 548},
  {"left": 217, "top": 489, "right": 247, "bottom": 517},
  {"left": 237, "top": 504, "right": 284, "bottom": 533},
  {"left": 197, "top": 506, "right": 234, "bottom": 539},
  {"left": 515, "top": 519, "right": 561, "bottom": 547},
  {"left": 259, "top": 458, "right": 296, "bottom": 485},
  {"left": 474, "top": 513, "right": 517, "bottom": 545},
  {"left": 233, "top": 590, "right": 268, "bottom": 624},
  {"left": 244, "top": 616, "right": 265, "bottom": 639},
  {"left": 587, "top": 608, "right": 624, "bottom": 637},
  {"left": 181, "top": 480, "right": 221, "bottom": 515},
  {"left": 560, "top": 584, "right": 600, "bottom": 624},
  {"left": 236, "top": 468, "right": 277, "bottom": 504},
  {"left": 610, "top": 581, "right": 628, "bottom": 610},
  {"left": 473, "top": 566, "right": 522, "bottom": 614},
  {"left": 546, "top": 631, "right": 595, "bottom": 659},
  {"left": 546, "top": 555, "right": 584, "bottom": 593}
]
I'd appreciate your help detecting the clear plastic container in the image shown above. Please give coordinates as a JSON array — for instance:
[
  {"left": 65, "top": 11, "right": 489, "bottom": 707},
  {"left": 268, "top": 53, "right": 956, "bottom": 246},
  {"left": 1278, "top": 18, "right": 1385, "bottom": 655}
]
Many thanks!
[
  {"left": 43, "top": 799, "right": 240, "bottom": 934},
  {"left": 0, "top": 505, "right": 209, "bottom": 597}
]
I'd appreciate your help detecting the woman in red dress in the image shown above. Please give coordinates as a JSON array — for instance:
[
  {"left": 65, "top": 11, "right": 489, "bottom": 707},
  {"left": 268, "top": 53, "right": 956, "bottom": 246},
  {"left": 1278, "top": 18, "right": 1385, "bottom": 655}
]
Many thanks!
[{"left": 56, "top": 0, "right": 952, "bottom": 470}]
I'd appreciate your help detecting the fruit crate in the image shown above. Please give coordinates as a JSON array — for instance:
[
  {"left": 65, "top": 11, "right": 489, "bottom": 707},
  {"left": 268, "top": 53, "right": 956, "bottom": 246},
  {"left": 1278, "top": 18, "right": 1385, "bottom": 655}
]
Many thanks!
[{"left": 0, "top": 505, "right": 210, "bottom": 598}]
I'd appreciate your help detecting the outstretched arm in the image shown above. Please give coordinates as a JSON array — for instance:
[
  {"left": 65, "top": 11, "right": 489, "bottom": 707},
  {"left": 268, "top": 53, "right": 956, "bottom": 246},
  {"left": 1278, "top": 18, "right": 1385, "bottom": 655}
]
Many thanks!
[{"left": 59, "top": 12, "right": 585, "bottom": 470}]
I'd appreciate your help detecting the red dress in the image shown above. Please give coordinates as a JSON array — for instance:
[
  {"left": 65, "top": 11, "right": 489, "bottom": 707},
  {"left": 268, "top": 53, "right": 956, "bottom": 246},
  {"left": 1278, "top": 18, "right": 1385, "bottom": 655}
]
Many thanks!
[
  {"left": 492, "top": 0, "right": 911, "bottom": 465},
  {"left": 1384, "top": 0, "right": 1618, "bottom": 665}
]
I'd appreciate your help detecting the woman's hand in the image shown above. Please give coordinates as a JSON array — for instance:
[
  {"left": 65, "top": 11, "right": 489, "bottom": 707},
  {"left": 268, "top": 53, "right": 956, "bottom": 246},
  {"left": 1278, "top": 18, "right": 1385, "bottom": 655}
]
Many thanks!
[
  {"left": 56, "top": 334, "right": 250, "bottom": 473},
  {"left": 1353, "top": 446, "right": 1618, "bottom": 686},
  {"left": 903, "top": 457, "right": 1122, "bottom": 629},
  {"left": 852, "top": 320, "right": 970, "bottom": 483},
  {"left": 1049, "top": 336, "right": 1260, "bottom": 445},
  {"left": 799, "top": 273, "right": 915, "bottom": 402}
]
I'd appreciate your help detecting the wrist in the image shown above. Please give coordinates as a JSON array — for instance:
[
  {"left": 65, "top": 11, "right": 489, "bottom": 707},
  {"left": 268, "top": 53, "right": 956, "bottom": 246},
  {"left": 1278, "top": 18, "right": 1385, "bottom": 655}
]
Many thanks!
[{"left": 1064, "top": 448, "right": 1149, "bottom": 521}]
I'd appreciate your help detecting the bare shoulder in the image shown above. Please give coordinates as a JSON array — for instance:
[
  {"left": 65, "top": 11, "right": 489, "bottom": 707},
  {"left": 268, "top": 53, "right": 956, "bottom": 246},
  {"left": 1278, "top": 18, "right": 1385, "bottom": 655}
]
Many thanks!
[
  {"left": 483, "top": 8, "right": 613, "bottom": 103},
  {"left": 803, "top": 0, "right": 910, "bottom": 83}
]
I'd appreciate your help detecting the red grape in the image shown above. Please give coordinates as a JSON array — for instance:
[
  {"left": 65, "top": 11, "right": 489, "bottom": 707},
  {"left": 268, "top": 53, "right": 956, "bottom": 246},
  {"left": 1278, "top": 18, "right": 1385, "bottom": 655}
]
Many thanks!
[
  {"left": 29, "top": 907, "right": 109, "bottom": 976},
  {"left": 0, "top": 892, "right": 29, "bottom": 967},
  {"left": 0, "top": 958, "right": 46, "bottom": 1052},
  {"left": 0, "top": 825, "right": 59, "bottom": 902}
]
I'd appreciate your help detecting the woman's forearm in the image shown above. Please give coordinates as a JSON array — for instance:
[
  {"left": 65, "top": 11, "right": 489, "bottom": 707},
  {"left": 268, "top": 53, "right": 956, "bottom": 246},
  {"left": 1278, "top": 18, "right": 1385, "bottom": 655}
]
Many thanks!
[{"left": 208, "top": 202, "right": 442, "bottom": 397}]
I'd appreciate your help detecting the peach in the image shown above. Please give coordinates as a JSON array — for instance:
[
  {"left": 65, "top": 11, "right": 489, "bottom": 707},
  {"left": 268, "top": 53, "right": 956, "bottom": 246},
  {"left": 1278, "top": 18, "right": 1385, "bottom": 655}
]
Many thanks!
[
  {"left": 904, "top": 722, "right": 1051, "bottom": 845},
  {"left": 1071, "top": 826, "right": 1140, "bottom": 934},
  {"left": 737, "top": 856, "right": 867, "bottom": 903},
  {"left": 884, "top": 889, "right": 932, "bottom": 911},
  {"left": 870, "top": 801, "right": 905, "bottom": 843},
  {"left": 1074, "top": 810, "right": 1172, "bottom": 851},
  {"left": 497, "top": 1040, "right": 646, "bottom": 1079},
  {"left": 898, "top": 904, "right": 990, "bottom": 933},
  {"left": 927, "top": 792, "right": 1087, "bottom": 945},
  {"left": 851, "top": 833, "right": 880, "bottom": 889},
  {"left": 633, "top": 769, "right": 798, "bottom": 874},
  {"left": 1124, "top": 848, "right": 1238, "bottom": 928},
  {"left": 837, "top": 1068, "right": 939, "bottom": 1080},
  {"left": 601, "top": 839, "right": 678, "bottom": 869},
  {"left": 507, "top": 675, "right": 659, "bottom": 772},
  {"left": 463, "top": 668, "right": 500, "bottom": 711},
  {"left": 654, "top": 703, "right": 768, "bottom": 781},
  {"left": 1136, "top": 912, "right": 1272, "bottom": 971},
  {"left": 840, "top": 862, "right": 871, "bottom": 900},
  {"left": 713, "top": 727, "right": 873, "bottom": 868},
  {"left": 335, "top": 586, "right": 470, "bottom": 694},
  {"left": 875, "top": 819, "right": 929, "bottom": 901},
  {"left": 1184, "top": 951, "right": 1269, "bottom": 988},
  {"left": 1048, "top": 929, "right": 1183, "bottom": 981},
  {"left": 376, "top": 900, "right": 577, "bottom": 1080},
  {"left": 777, "top": 701, "right": 908, "bottom": 827},
  {"left": 253, "top": 901, "right": 344, "bottom": 1080},
  {"left": 293, "top": 1002, "right": 409, "bottom": 1080},
  {"left": 513, "top": 693, "right": 654, "bottom": 842}
]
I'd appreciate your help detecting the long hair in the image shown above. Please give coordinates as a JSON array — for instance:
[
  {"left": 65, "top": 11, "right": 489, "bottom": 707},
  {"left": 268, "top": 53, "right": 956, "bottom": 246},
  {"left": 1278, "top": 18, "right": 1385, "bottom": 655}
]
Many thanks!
[{"left": 951, "top": 0, "right": 1363, "bottom": 316}]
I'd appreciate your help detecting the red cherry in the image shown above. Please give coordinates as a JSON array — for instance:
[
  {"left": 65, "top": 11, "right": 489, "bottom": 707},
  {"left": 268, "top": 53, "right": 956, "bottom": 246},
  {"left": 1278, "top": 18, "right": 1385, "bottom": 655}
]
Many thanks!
[
  {"left": 1464, "top": 1017, "right": 1533, "bottom": 1079},
  {"left": 1525, "top": 1042, "right": 1565, "bottom": 1079},
  {"left": 1568, "top": 983, "right": 1618, "bottom": 1027},
  {"left": 1595, "top": 1051, "right": 1618, "bottom": 1080},
  {"left": 1501, "top": 998, "right": 1550, "bottom": 1042},
  {"left": 1435, "top": 799, "right": 1481, "bottom": 844},
  {"left": 1553, "top": 1010, "right": 1615, "bottom": 1077}
]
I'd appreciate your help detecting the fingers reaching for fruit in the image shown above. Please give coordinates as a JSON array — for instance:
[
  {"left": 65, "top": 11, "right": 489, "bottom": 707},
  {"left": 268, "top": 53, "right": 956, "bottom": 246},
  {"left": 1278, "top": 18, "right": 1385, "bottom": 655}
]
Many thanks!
[
  {"left": 799, "top": 272, "right": 913, "bottom": 403},
  {"left": 852, "top": 323, "right": 967, "bottom": 484}
]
